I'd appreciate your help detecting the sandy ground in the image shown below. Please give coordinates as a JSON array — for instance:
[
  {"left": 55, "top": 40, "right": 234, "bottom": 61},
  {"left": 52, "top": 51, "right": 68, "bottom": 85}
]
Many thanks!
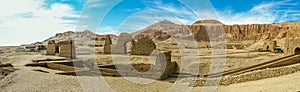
[{"left": 0, "top": 46, "right": 300, "bottom": 92}]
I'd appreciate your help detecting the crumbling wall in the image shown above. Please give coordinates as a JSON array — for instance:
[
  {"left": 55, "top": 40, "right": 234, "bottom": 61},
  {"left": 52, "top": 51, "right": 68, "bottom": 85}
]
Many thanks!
[
  {"left": 186, "top": 63, "right": 300, "bottom": 86},
  {"left": 94, "top": 50, "right": 176, "bottom": 80},
  {"left": 285, "top": 38, "right": 300, "bottom": 55},
  {"left": 263, "top": 40, "right": 277, "bottom": 51},
  {"left": 131, "top": 37, "right": 156, "bottom": 55},
  {"left": 57, "top": 41, "right": 75, "bottom": 59},
  {"left": 46, "top": 40, "right": 57, "bottom": 55},
  {"left": 46, "top": 40, "right": 75, "bottom": 59},
  {"left": 122, "top": 50, "right": 175, "bottom": 80}
]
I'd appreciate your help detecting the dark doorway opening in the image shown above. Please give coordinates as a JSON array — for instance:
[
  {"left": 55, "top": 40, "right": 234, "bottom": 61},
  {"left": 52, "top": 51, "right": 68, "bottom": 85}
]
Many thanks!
[
  {"left": 55, "top": 46, "right": 60, "bottom": 54},
  {"left": 267, "top": 46, "right": 270, "bottom": 51},
  {"left": 295, "top": 47, "right": 300, "bottom": 55}
]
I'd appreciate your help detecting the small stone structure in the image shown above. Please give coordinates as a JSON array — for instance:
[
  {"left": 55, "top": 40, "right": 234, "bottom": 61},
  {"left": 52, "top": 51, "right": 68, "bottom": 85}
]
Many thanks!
[
  {"left": 111, "top": 33, "right": 132, "bottom": 54},
  {"left": 103, "top": 50, "right": 175, "bottom": 80},
  {"left": 103, "top": 35, "right": 112, "bottom": 54},
  {"left": 263, "top": 40, "right": 277, "bottom": 51},
  {"left": 285, "top": 38, "right": 300, "bottom": 55},
  {"left": 105, "top": 33, "right": 156, "bottom": 55},
  {"left": 131, "top": 37, "right": 156, "bottom": 55},
  {"left": 46, "top": 40, "right": 76, "bottom": 59}
]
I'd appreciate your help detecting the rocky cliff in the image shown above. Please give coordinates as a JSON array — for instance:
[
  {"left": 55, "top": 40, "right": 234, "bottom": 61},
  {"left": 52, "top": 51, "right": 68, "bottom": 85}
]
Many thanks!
[
  {"left": 133, "top": 20, "right": 300, "bottom": 43},
  {"left": 42, "top": 30, "right": 117, "bottom": 46}
]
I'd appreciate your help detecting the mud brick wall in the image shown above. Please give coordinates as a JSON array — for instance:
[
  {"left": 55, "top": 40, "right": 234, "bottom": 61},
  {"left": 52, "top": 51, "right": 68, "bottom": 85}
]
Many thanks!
[
  {"left": 263, "top": 40, "right": 277, "bottom": 51},
  {"left": 131, "top": 37, "right": 156, "bottom": 55},
  {"left": 285, "top": 38, "right": 300, "bottom": 55},
  {"left": 47, "top": 63, "right": 75, "bottom": 71},
  {"left": 58, "top": 41, "right": 75, "bottom": 59},
  {"left": 99, "top": 50, "right": 176, "bottom": 80},
  {"left": 185, "top": 63, "right": 300, "bottom": 87},
  {"left": 46, "top": 40, "right": 57, "bottom": 55}
]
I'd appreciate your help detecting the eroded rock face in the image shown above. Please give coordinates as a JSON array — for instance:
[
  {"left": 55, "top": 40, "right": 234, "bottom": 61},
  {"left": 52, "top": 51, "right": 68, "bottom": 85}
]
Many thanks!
[
  {"left": 131, "top": 37, "right": 156, "bottom": 55},
  {"left": 132, "top": 20, "right": 300, "bottom": 43}
]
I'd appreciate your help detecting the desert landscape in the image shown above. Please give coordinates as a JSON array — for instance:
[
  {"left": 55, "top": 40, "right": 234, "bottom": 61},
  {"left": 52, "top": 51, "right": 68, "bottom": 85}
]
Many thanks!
[
  {"left": 1, "top": 0, "right": 300, "bottom": 92},
  {"left": 1, "top": 19, "right": 300, "bottom": 92}
]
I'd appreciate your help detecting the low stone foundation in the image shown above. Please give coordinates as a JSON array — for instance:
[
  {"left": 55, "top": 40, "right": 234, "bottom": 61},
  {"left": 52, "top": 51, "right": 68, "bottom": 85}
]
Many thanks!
[{"left": 181, "top": 63, "right": 300, "bottom": 86}]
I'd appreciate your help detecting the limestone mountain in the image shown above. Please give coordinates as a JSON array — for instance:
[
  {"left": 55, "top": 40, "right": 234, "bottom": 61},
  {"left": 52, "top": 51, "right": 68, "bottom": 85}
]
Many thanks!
[
  {"left": 132, "top": 19, "right": 300, "bottom": 47},
  {"left": 131, "top": 19, "right": 191, "bottom": 40},
  {"left": 42, "top": 30, "right": 117, "bottom": 46}
]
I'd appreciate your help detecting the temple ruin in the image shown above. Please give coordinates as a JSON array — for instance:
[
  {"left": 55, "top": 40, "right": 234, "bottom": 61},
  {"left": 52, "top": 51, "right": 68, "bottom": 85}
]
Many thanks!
[
  {"left": 285, "top": 38, "right": 300, "bottom": 55},
  {"left": 263, "top": 40, "right": 278, "bottom": 51},
  {"left": 46, "top": 40, "right": 76, "bottom": 59},
  {"left": 131, "top": 37, "right": 156, "bottom": 55}
]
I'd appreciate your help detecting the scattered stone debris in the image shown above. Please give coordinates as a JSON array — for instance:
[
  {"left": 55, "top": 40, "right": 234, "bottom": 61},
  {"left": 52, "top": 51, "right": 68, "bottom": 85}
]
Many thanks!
[{"left": 0, "top": 63, "right": 18, "bottom": 79}]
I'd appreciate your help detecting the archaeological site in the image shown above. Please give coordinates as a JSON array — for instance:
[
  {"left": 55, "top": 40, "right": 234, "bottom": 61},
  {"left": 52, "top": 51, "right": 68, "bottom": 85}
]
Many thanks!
[{"left": 1, "top": 1, "right": 300, "bottom": 91}]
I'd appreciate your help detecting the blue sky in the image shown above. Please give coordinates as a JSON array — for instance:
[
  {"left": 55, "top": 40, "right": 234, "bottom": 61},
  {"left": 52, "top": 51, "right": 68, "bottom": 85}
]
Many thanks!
[{"left": 0, "top": 0, "right": 299, "bottom": 46}]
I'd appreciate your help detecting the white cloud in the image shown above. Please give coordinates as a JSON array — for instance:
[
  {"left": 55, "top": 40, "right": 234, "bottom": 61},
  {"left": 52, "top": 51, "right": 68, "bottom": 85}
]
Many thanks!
[
  {"left": 86, "top": 0, "right": 106, "bottom": 9},
  {"left": 115, "top": 2, "right": 198, "bottom": 32},
  {"left": 0, "top": 0, "right": 79, "bottom": 46},
  {"left": 97, "top": 26, "right": 119, "bottom": 35},
  {"left": 132, "top": 0, "right": 300, "bottom": 26},
  {"left": 218, "top": 0, "right": 300, "bottom": 25}
]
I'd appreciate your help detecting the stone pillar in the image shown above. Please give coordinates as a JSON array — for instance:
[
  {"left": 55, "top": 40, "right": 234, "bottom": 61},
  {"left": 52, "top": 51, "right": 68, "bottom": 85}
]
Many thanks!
[
  {"left": 46, "top": 40, "right": 56, "bottom": 55},
  {"left": 112, "top": 33, "right": 132, "bottom": 54},
  {"left": 104, "top": 35, "right": 112, "bottom": 54}
]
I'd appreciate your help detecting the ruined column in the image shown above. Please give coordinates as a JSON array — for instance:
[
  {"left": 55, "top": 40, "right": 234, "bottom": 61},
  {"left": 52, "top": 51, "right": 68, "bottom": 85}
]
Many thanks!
[{"left": 103, "top": 35, "right": 112, "bottom": 54}]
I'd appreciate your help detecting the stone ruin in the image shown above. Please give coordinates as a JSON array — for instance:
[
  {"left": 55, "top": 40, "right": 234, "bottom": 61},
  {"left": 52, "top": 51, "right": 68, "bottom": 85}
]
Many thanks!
[
  {"left": 103, "top": 33, "right": 133, "bottom": 54},
  {"left": 99, "top": 33, "right": 176, "bottom": 79},
  {"left": 131, "top": 37, "right": 156, "bottom": 55},
  {"left": 111, "top": 33, "right": 133, "bottom": 54},
  {"left": 103, "top": 33, "right": 156, "bottom": 55},
  {"left": 103, "top": 35, "right": 112, "bottom": 54},
  {"left": 263, "top": 40, "right": 277, "bottom": 51},
  {"left": 285, "top": 38, "right": 300, "bottom": 55},
  {"left": 46, "top": 40, "right": 76, "bottom": 59}
]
